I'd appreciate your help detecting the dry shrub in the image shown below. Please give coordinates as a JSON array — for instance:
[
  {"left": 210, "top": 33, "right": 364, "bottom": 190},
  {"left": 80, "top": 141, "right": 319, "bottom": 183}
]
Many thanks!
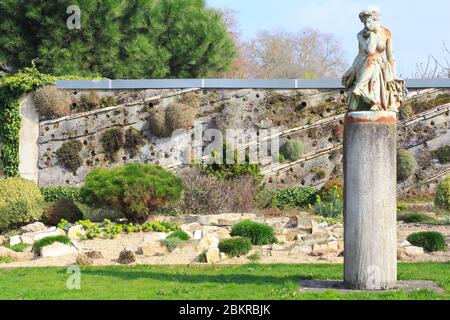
[
  {"left": 178, "top": 92, "right": 200, "bottom": 108},
  {"left": 165, "top": 103, "right": 198, "bottom": 133},
  {"left": 149, "top": 109, "right": 168, "bottom": 137},
  {"left": 215, "top": 101, "right": 245, "bottom": 132},
  {"left": 33, "top": 86, "right": 72, "bottom": 120},
  {"left": 77, "top": 91, "right": 100, "bottom": 112},
  {"left": 179, "top": 168, "right": 258, "bottom": 214}
]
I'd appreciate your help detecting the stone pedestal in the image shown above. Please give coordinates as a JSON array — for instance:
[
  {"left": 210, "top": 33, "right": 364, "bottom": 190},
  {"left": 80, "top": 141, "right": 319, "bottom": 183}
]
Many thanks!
[{"left": 343, "top": 111, "right": 397, "bottom": 290}]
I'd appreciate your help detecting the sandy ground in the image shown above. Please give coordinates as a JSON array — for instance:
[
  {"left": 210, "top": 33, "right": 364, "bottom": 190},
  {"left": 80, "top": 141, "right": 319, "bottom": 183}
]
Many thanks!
[{"left": 1, "top": 223, "right": 449, "bottom": 269}]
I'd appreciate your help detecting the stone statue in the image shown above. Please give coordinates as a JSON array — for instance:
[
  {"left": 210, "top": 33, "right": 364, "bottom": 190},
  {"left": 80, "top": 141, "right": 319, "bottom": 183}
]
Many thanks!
[{"left": 342, "top": 7, "right": 404, "bottom": 112}]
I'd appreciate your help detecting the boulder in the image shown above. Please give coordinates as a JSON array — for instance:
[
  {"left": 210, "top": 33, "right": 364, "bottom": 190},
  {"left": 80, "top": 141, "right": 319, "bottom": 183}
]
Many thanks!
[
  {"left": 40, "top": 243, "right": 78, "bottom": 258},
  {"left": 289, "top": 245, "right": 313, "bottom": 255},
  {"left": 0, "top": 246, "right": 20, "bottom": 260},
  {"left": 193, "top": 230, "right": 203, "bottom": 240},
  {"left": 206, "top": 247, "right": 221, "bottom": 264},
  {"left": 118, "top": 248, "right": 136, "bottom": 264},
  {"left": 399, "top": 240, "right": 411, "bottom": 248},
  {"left": 275, "top": 235, "right": 287, "bottom": 243},
  {"left": 26, "top": 228, "right": 66, "bottom": 241},
  {"left": 181, "top": 223, "right": 202, "bottom": 233},
  {"left": 20, "top": 236, "right": 34, "bottom": 245},
  {"left": 137, "top": 238, "right": 167, "bottom": 256},
  {"left": 213, "top": 228, "right": 231, "bottom": 240},
  {"left": 85, "top": 250, "right": 104, "bottom": 259},
  {"left": 404, "top": 246, "right": 424, "bottom": 257},
  {"left": 68, "top": 225, "right": 85, "bottom": 240},
  {"left": 20, "top": 222, "right": 47, "bottom": 234},
  {"left": 311, "top": 221, "right": 327, "bottom": 234},
  {"left": 143, "top": 232, "right": 167, "bottom": 241},
  {"left": 0, "top": 236, "right": 6, "bottom": 246},
  {"left": 196, "top": 233, "right": 219, "bottom": 255},
  {"left": 327, "top": 241, "right": 339, "bottom": 252},
  {"left": 77, "top": 254, "right": 94, "bottom": 266},
  {"left": 203, "top": 226, "right": 222, "bottom": 235},
  {"left": 397, "top": 248, "right": 412, "bottom": 262},
  {"left": 300, "top": 232, "right": 329, "bottom": 244},
  {"left": 9, "top": 235, "right": 22, "bottom": 246},
  {"left": 332, "top": 227, "right": 344, "bottom": 239}
]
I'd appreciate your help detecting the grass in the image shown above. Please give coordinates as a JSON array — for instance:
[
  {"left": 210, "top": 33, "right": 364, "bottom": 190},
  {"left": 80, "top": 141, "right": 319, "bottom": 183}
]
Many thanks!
[
  {"left": 32, "top": 235, "right": 71, "bottom": 253},
  {"left": 7, "top": 243, "right": 29, "bottom": 253},
  {"left": 0, "top": 263, "right": 448, "bottom": 300}
]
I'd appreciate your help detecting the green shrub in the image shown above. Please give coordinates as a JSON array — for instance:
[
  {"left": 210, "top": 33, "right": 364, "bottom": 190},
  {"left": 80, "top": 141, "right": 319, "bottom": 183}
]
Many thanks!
[
  {"left": 397, "top": 212, "right": 436, "bottom": 224},
  {"left": 397, "top": 149, "right": 417, "bottom": 181},
  {"left": 0, "top": 256, "right": 14, "bottom": 264},
  {"left": 8, "top": 243, "right": 29, "bottom": 252},
  {"left": 271, "top": 186, "right": 317, "bottom": 209},
  {"left": 101, "top": 128, "right": 125, "bottom": 161},
  {"left": 247, "top": 252, "right": 261, "bottom": 262},
  {"left": 320, "top": 177, "right": 344, "bottom": 200},
  {"left": 407, "top": 232, "right": 448, "bottom": 252},
  {"left": 33, "top": 86, "right": 72, "bottom": 120},
  {"left": 55, "top": 140, "right": 83, "bottom": 173},
  {"left": 77, "top": 91, "right": 100, "bottom": 112},
  {"left": 0, "top": 177, "right": 44, "bottom": 231},
  {"left": 435, "top": 176, "right": 450, "bottom": 210},
  {"left": 125, "top": 128, "right": 145, "bottom": 158},
  {"left": 40, "top": 186, "right": 81, "bottom": 202},
  {"left": 230, "top": 220, "right": 277, "bottom": 245},
  {"left": 219, "top": 237, "right": 252, "bottom": 257},
  {"left": 280, "top": 140, "right": 304, "bottom": 161},
  {"left": 165, "top": 103, "right": 198, "bottom": 133},
  {"left": 99, "top": 96, "right": 118, "bottom": 108},
  {"left": 32, "top": 235, "right": 72, "bottom": 253},
  {"left": 148, "top": 109, "right": 168, "bottom": 137},
  {"left": 81, "top": 163, "right": 183, "bottom": 223},
  {"left": 399, "top": 103, "right": 413, "bottom": 120},
  {"left": 162, "top": 237, "right": 182, "bottom": 252},
  {"left": 44, "top": 199, "right": 84, "bottom": 226},
  {"left": 312, "top": 187, "right": 343, "bottom": 218},
  {"left": 168, "top": 230, "right": 190, "bottom": 241},
  {"left": 433, "top": 145, "right": 450, "bottom": 164},
  {"left": 311, "top": 166, "right": 326, "bottom": 179}
]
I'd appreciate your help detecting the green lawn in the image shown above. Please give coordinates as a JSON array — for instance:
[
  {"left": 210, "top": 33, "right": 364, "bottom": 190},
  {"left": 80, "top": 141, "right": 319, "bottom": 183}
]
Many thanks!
[{"left": 0, "top": 263, "right": 449, "bottom": 300}]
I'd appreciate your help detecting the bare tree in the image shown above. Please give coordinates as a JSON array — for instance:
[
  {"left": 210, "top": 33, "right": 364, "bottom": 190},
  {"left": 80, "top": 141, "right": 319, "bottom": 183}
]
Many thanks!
[{"left": 414, "top": 41, "right": 450, "bottom": 79}]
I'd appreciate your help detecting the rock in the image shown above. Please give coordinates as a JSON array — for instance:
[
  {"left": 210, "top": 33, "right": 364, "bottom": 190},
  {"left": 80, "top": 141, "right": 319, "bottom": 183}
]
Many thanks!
[
  {"left": 289, "top": 245, "right": 313, "bottom": 255},
  {"left": 137, "top": 238, "right": 167, "bottom": 256},
  {"left": 213, "top": 228, "right": 231, "bottom": 240},
  {"left": 181, "top": 222, "right": 202, "bottom": 233},
  {"left": 20, "top": 222, "right": 47, "bottom": 234},
  {"left": 40, "top": 243, "right": 78, "bottom": 257},
  {"left": 203, "top": 226, "right": 221, "bottom": 235},
  {"left": 0, "top": 236, "right": 6, "bottom": 245},
  {"left": 332, "top": 227, "right": 344, "bottom": 239},
  {"left": 77, "top": 254, "right": 94, "bottom": 266},
  {"left": 206, "top": 247, "right": 220, "bottom": 264},
  {"left": 68, "top": 225, "right": 85, "bottom": 240},
  {"left": 399, "top": 240, "right": 411, "bottom": 248},
  {"left": 197, "top": 215, "right": 219, "bottom": 226},
  {"left": 311, "top": 221, "right": 327, "bottom": 234},
  {"left": 327, "top": 241, "right": 339, "bottom": 252},
  {"left": 270, "top": 250, "right": 289, "bottom": 258},
  {"left": 193, "top": 230, "right": 203, "bottom": 240},
  {"left": 196, "top": 233, "right": 219, "bottom": 254},
  {"left": 28, "top": 228, "right": 66, "bottom": 241},
  {"left": 271, "top": 244, "right": 284, "bottom": 251},
  {"left": 397, "top": 248, "right": 412, "bottom": 261},
  {"left": 85, "top": 250, "right": 104, "bottom": 259},
  {"left": 276, "top": 235, "right": 287, "bottom": 243},
  {"left": 318, "top": 221, "right": 329, "bottom": 228},
  {"left": 118, "top": 248, "right": 136, "bottom": 264},
  {"left": 0, "top": 246, "right": 20, "bottom": 260},
  {"left": 143, "top": 232, "right": 167, "bottom": 241},
  {"left": 20, "top": 236, "right": 34, "bottom": 245},
  {"left": 404, "top": 246, "right": 424, "bottom": 257},
  {"left": 297, "top": 218, "right": 313, "bottom": 231},
  {"left": 219, "top": 252, "right": 229, "bottom": 260},
  {"left": 327, "top": 235, "right": 338, "bottom": 242},
  {"left": 300, "top": 232, "right": 329, "bottom": 244},
  {"left": 9, "top": 235, "right": 22, "bottom": 246},
  {"left": 312, "top": 243, "right": 323, "bottom": 255}
]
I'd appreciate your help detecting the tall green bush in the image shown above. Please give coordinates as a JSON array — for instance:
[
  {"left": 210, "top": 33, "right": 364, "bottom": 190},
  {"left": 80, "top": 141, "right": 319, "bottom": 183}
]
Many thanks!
[
  {"left": 435, "top": 176, "right": 450, "bottom": 210},
  {"left": 407, "top": 232, "right": 448, "bottom": 252},
  {"left": 81, "top": 163, "right": 183, "bottom": 223},
  {"left": 271, "top": 186, "right": 317, "bottom": 209},
  {"left": 219, "top": 237, "right": 252, "bottom": 257},
  {"left": 397, "top": 149, "right": 417, "bottom": 181},
  {"left": 40, "top": 186, "right": 81, "bottom": 202},
  {"left": 0, "top": 177, "right": 44, "bottom": 231},
  {"left": 230, "top": 220, "right": 277, "bottom": 245},
  {"left": 280, "top": 140, "right": 304, "bottom": 161}
]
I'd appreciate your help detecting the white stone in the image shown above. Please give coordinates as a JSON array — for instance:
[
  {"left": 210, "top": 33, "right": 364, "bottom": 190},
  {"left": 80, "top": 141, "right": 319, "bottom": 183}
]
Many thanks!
[
  {"left": 67, "top": 225, "right": 85, "bottom": 240},
  {"left": 181, "top": 223, "right": 202, "bottom": 233},
  {"left": 327, "top": 235, "right": 338, "bottom": 242},
  {"left": 276, "top": 235, "right": 287, "bottom": 243},
  {"left": 327, "top": 241, "right": 339, "bottom": 251},
  {"left": 20, "top": 236, "right": 34, "bottom": 245},
  {"left": 203, "top": 226, "right": 221, "bottom": 234},
  {"left": 311, "top": 221, "right": 327, "bottom": 234},
  {"left": 404, "top": 246, "right": 424, "bottom": 257},
  {"left": 32, "top": 228, "right": 66, "bottom": 241},
  {"left": 40, "top": 243, "right": 77, "bottom": 257},
  {"left": 142, "top": 232, "right": 167, "bottom": 241},
  {"left": 137, "top": 239, "right": 167, "bottom": 256},
  {"left": 193, "top": 230, "right": 203, "bottom": 240},
  {"left": 9, "top": 235, "right": 22, "bottom": 246},
  {"left": 196, "top": 233, "right": 219, "bottom": 255},
  {"left": 289, "top": 245, "right": 313, "bottom": 255},
  {"left": 20, "top": 222, "right": 47, "bottom": 234},
  {"left": 399, "top": 240, "right": 411, "bottom": 248},
  {"left": 206, "top": 247, "right": 221, "bottom": 264}
]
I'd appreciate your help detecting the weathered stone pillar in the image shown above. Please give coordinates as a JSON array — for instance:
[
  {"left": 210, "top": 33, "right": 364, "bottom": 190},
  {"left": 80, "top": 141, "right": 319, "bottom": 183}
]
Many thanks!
[{"left": 344, "top": 111, "right": 397, "bottom": 290}]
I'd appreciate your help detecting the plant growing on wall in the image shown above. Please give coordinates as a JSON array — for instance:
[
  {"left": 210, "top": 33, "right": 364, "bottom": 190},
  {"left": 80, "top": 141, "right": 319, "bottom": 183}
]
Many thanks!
[
  {"left": 55, "top": 140, "right": 83, "bottom": 173},
  {"left": 125, "top": 128, "right": 145, "bottom": 158},
  {"left": 101, "top": 128, "right": 125, "bottom": 161}
]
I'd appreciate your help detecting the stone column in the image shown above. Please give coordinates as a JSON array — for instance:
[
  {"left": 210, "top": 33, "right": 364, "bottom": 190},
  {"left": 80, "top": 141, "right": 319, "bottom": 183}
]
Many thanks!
[{"left": 344, "top": 111, "right": 397, "bottom": 290}]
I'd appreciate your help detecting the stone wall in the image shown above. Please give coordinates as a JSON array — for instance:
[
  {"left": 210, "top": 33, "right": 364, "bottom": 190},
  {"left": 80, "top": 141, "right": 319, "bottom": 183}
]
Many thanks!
[{"left": 26, "top": 86, "right": 450, "bottom": 195}]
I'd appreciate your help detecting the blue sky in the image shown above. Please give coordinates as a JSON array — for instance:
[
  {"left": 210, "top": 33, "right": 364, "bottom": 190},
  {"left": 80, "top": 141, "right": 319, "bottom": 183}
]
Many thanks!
[{"left": 206, "top": 0, "right": 450, "bottom": 78}]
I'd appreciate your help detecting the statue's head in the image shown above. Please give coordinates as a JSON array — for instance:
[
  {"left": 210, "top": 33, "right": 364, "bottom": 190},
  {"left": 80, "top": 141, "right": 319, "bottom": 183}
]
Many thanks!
[{"left": 359, "top": 6, "right": 381, "bottom": 32}]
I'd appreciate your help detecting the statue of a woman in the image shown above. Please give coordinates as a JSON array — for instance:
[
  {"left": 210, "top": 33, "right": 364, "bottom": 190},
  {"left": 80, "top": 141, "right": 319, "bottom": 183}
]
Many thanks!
[{"left": 342, "top": 7, "right": 404, "bottom": 112}]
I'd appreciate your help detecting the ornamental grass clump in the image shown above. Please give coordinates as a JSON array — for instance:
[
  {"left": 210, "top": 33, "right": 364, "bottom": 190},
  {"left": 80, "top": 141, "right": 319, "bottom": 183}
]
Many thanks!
[
  {"left": 230, "top": 220, "right": 277, "bottom": 245},
  {"left": 435, "top": 176, "right": 450, "bottom": 210},
  {"left": 32, "top": 235, "right": 71, "bottom": 253},
  {"left": 397, "top": 149, "right": 417, "bottom": 181},
  {"left": 407, "top": 232, "right": 448, "bottom": 252},
  {"left": 218, "top": 237, "right": 252, "bottom": 257},
  {"left": 168, "top": 230, "right": 190, "bottom": 241},
  {"left": 55, "top": 140, "right": 83, "bottom": 173},
  {"left": 81, "top": 163, "right": 183, "bottom": 223}
]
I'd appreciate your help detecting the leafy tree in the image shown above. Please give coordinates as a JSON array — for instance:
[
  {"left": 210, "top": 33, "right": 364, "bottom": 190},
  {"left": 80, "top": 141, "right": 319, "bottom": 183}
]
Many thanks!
[{"left": 0, "top": 0, "right": 235, "bottom": 78}]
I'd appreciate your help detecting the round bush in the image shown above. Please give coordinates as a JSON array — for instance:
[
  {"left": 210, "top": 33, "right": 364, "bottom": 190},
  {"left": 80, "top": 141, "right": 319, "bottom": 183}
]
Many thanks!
[
  {"left": 397, "top": 149, "right": 417, "bottom": 181},
  {"left": 40, "top": 186, "right": 81, "bottom": 202},
  {"left": 33, "top": 86, "right": 72, "bottom": 120},
  {"left": 433, "top": 145, "right": 450, "bottom": 164},
  {"left": 44, "top": 199, "right": 84, "bottom": 226},
  {"left": 0, "top": 178, "right": 44, "bottom": 231},
  {"left": 230, "top": 220, "right": 277, "bottom": 245},
  {"left": 435, "top": 176, "right": 450, "bottom": 210},
  {"left": 272, "top": 186, "right": 317, "bottom": 209},
  {"left": 168, "top": 230, "right": 190, "bottom": 241},
  {"left": 219, "top": 237, "right": 252, "bottom": 257},
  {"left": 81, "top": 163, "right": 184, "bottom": 223},
  {"left": 77, "top": 91, "right": 100, "bottom": 112},
  {"left": 320, "top": 177, "right": 344, "bottom": 200},
  {"left": 407, "top": 232, "right": 448, "bottom": 252},
  {"left": 55, "top": 140, "right": 83, "bottom": 173},
  {"left": 165, "top": 103, "right": 198, "bottom": 133},
  {"left": 148, "top": 109, "right": 168, "bottom": 137},
  {"left": 280, "top": 140, "right": 304, "bottom": 161},
  {"left": 101, "top": 128, "right": 125, "bottom": 161}
]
